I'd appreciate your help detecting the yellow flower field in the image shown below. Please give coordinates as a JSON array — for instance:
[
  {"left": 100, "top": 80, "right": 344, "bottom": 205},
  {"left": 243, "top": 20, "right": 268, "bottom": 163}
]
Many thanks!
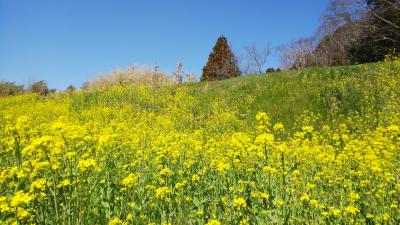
[{"left": 1, "top": 59, "right": 400, "bottom": 224}]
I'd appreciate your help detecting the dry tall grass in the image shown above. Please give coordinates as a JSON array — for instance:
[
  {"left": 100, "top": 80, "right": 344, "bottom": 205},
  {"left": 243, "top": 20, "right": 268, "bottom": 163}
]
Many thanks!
[{"left": 82, "top": 65, "right": 180, "bottom": 91}]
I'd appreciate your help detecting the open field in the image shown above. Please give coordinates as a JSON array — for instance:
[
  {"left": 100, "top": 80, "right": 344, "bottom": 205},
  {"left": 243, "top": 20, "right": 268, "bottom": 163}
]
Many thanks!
[{"left": 1, "top": 59, "right": 399, "bottom": 224}]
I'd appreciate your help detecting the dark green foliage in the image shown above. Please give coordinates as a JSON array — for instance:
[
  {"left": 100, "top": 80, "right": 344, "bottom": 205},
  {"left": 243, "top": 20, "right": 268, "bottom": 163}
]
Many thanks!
[
  {"left": 300, "top": 0, "right": 400, "bottom": 67},
  {"left": 266, "top": 68, "right": 281, "bottom": 73},
  {"left": 66, "top": 85, "right": 77, "bottom": 95},
  {"left": 0, "top": 82, "right": 24, "bottom": 97},
  {"left": 266, "top": 68, "right": 276, "bottom": 73},
  {"left": 201, "top": 36, "right": 241, "bottom": 81},
  {"left": 0, "top": 80, "right": 54, "bottom": 97},
  {"left": 350, "top": 0, "right": 400, "bottom": 63}
]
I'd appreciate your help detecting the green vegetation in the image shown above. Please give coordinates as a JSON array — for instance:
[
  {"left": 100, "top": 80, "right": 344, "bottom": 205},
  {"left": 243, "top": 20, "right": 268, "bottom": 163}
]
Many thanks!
[
  {"left": 71, "top": 60, "right": 398, "bottom": 131},
  {"left": 0, "top": 59, "right": 399, "bottom": 224}
]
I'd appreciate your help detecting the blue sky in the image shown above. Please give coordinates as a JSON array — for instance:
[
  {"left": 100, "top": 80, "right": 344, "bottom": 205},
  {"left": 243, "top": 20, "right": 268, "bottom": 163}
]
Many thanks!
[{"left": 0, "top": 0, "right": 329, "bottom": 89}]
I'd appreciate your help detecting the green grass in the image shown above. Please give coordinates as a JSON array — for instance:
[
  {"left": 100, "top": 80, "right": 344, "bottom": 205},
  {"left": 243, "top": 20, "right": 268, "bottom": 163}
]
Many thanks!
[
  {"left": 45, "top": 61, "right": 395, "bottom": 137},
  {"left": 1, "top": 60, "right": 399, "bottom": 224},
  {"left": 3, "top": 61, "right": 396, "bottom": 132},
  {"left": 191, "top": 61, "right": 396, "bottom": 126}
]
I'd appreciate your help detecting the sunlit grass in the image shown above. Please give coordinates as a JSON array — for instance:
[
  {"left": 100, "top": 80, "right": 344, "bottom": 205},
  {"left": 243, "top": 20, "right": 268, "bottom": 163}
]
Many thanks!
[{"left": 0, "top": 59, "right": 399, "bottom": 224}]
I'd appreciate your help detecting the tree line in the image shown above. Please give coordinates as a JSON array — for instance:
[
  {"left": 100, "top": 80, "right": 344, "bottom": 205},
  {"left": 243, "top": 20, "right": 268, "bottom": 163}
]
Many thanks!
[
  {"left": 2, "top": 0, "right": 398, "bottom": 92},
  {"left": 200, "top": 36, "right": 280, "bottom": 82},
  {"left": 0, "top": 80, "right": 61, "bottom": 97},
  {"left": 201, "top": 0, "right": 399, "bottom": 81},
  {"left": 278, "top": 0, "right": 400, "bottom": 69}
]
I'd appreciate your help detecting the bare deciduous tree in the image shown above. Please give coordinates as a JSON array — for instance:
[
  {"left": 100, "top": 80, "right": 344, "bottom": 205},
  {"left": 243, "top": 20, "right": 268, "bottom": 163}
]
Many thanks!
[
  {"left": 323, "top": 0, "right": 400, "bottom": 63},
  {"left": 310, "top": 0, "right": 366, "bottom": 66},
  {"left": 319, "top": 0, "right": 366, "bottom": 34},
  {"left": 0, "top": 82, "right": 24, "bottom": 96},
  {"left": 185, "top": 73, "right": 196, "bottom": 83},
  {"left": 279, "top": 0, "right": 400, "bottom": 68},
  {"left": 356, "top": 0, "right": 400, "bottom": 31},
  {"left": 29, "top": 80, "right": 49, "bottom": 95},
  {"left": 242, "top": 44, "right": 272, "bottom": 74},
  {"left": 278, "top": 38, "right": 315, "bottom": 69},
  {"left": 174, "top": 62, "right": 183, "bottom": 84}
]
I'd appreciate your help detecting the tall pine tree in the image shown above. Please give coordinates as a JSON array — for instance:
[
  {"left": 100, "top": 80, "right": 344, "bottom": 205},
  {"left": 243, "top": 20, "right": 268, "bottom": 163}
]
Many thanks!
[{"left": 201, "top": 36, "right": 241, "bottom": 81}]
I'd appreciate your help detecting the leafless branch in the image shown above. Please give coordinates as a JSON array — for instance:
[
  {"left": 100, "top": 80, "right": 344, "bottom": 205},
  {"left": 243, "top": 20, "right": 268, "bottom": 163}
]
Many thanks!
[
  {"left": 355, "top": 0, "right": 400, "bottom": 29},
  {"left": 243, "top": 44, "right": 272, "bottom": 74}
]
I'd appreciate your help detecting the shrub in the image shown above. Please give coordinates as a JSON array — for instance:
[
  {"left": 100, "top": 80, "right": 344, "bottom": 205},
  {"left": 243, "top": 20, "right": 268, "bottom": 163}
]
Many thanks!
[
  {"left": 29, "top": 80, "right": 49, "bottom": 95},
  {"left": 65, "top": 85, "right": 77, "bottom": 95},
  {"left": 0, "top": 82, "right": 24, "bottom": 97},
  {"left": 266, "top": 68, "right": 276, "bottom": 73}
]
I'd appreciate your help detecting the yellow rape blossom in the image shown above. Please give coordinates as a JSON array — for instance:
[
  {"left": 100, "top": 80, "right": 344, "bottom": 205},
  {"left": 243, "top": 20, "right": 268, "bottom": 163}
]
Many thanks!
[
  {"left": 121, "top": 173, "right": 139, "bottom": 187},
  {"left": 16, "top": 207, "right": 30, "bottom": 220},
  {"left": 233, "top": 197, "right": 247, "bottom": 209},
  {"left": 57, "top": 179, "right": 71, "bottom": 188},
  {"left": 30, "top": 178, "right": 47, "bottom": 191},
  {"left": 344, "top": 206, "right": 359, "bottom": 215},
  {"left": 77, "top": 158, "right": 97, "bottom": 172},
  {"left": 205, "top": 219, "right": 221, "bottom": 225},
  {"left": 109, "top": 217, "right": 123, "bottom": 225},
  {"left": 11, "top": 191, "right": 35, "bottom": 207},
  {"left": 155, "top": 187, "right": 171, "bottom": 199}
]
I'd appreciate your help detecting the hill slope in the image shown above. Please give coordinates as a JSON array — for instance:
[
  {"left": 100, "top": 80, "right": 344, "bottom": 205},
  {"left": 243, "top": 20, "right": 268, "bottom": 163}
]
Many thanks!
[
  {"left": 0, "top": 60, "right": 399, "bottom": 224},
  {"left": 1, "top": 60, "right": 398, "bottom": 130}
]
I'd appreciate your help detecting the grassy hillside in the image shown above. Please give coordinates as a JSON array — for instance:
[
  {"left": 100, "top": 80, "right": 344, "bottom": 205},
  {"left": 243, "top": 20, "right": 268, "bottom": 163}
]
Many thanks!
[
  {"left": 187, "top": 62, "right": 392, "bottom": 129},
  {"left": 64, "top": 60, "right": 398, "bottom": 132},
  {"left": 0, "top": 59, "right": 399, "bottom": 224}
]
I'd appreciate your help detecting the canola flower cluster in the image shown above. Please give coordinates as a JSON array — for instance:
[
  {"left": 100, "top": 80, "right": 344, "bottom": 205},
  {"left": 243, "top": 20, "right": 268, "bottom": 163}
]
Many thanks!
[{"left": 0, "top": 60, "right": 400, "bottom": 224}]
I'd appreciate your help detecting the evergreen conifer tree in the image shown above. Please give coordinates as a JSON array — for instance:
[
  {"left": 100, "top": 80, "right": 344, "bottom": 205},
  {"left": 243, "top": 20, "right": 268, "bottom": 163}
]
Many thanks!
[{"left": 201, "top": 36, "right": 241, "bottom": 81}]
